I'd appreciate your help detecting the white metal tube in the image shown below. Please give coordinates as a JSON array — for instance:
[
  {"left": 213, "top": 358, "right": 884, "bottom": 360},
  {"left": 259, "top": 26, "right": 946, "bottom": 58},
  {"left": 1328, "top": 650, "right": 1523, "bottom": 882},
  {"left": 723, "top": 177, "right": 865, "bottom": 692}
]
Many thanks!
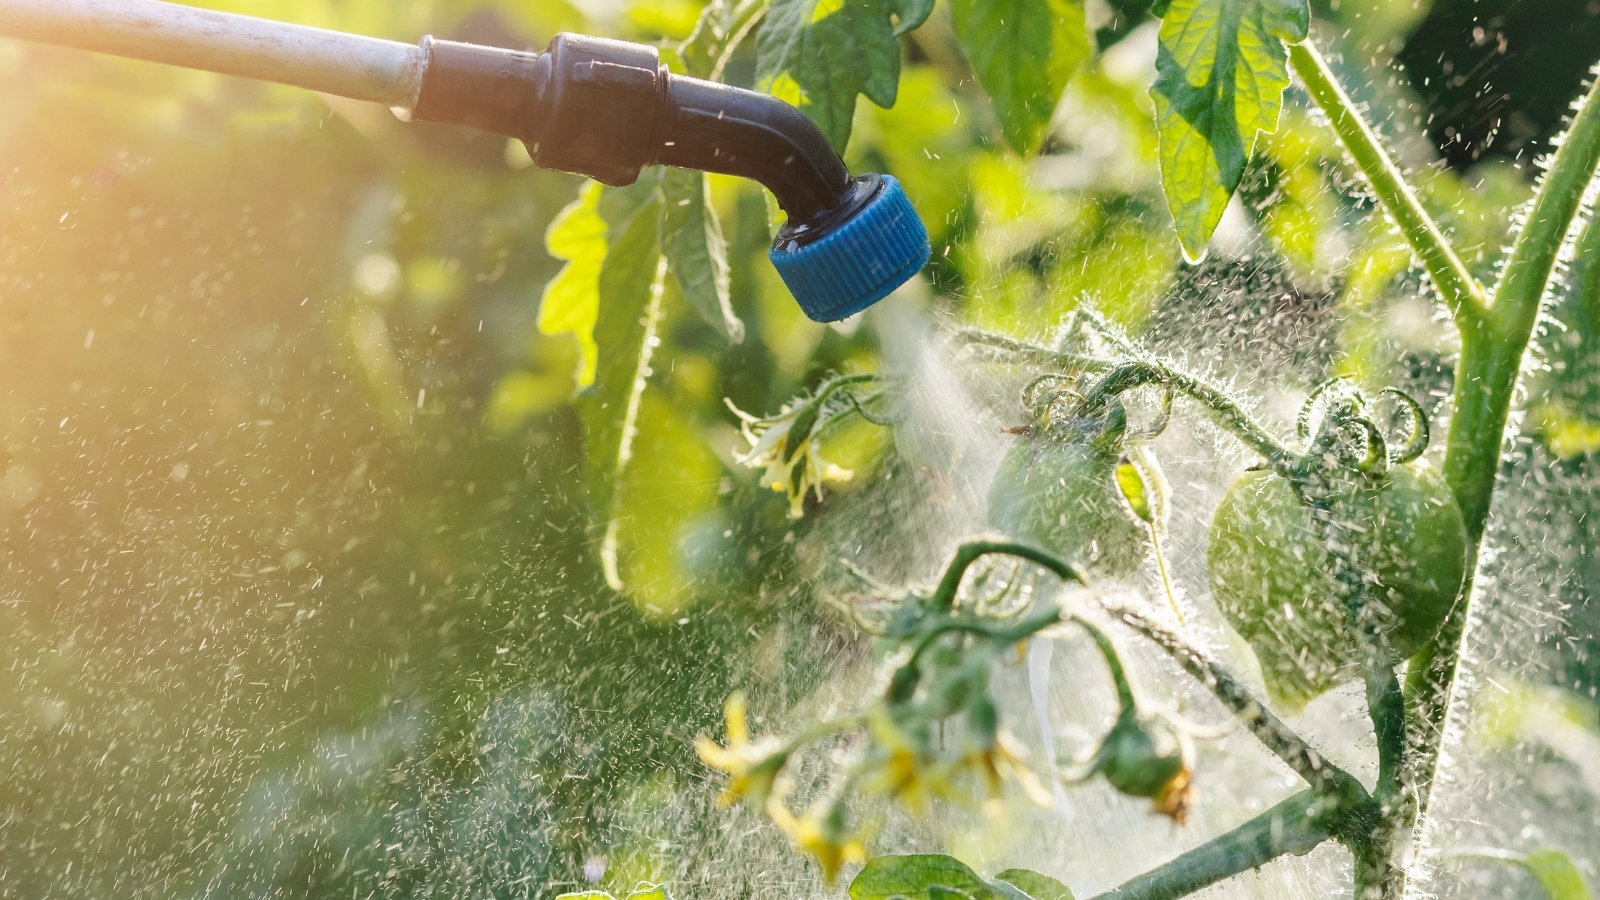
[{"left": 0, "top": 0, "right": 426, "bottom": 108}]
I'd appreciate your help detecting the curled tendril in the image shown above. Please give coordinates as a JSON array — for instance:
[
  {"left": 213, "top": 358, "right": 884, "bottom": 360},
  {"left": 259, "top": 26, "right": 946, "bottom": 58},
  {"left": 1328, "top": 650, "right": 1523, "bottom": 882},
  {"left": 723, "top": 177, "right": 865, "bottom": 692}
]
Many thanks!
[
  {"left": 1022, "top": 373, "right": 1080, "bottom": 418},
  {"left": 1352, "top": 416, "right": 1392, "bottom": 476},
  {"left": 1301, "top": 414, "right": 1342, "bottom": 466},
  {"left": 1378, "top": 387, "right": 1431, "bottom": 464},
  {"left": 1297, "top": 377, "right": 1358, "bottom": 441},
  {"left": 1298, "top": 392, "right": 1386, "bottom": 477},
  {"left": 1291, "top": 381, "right": 1438, "bottom": 481}
]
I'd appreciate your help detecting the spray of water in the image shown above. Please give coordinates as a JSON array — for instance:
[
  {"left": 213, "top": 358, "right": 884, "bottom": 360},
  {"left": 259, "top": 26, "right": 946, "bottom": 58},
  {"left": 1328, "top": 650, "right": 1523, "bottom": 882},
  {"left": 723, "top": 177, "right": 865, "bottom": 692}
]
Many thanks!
[{"left": 817, "top": 298, "right": 1374, "bottom": 896}]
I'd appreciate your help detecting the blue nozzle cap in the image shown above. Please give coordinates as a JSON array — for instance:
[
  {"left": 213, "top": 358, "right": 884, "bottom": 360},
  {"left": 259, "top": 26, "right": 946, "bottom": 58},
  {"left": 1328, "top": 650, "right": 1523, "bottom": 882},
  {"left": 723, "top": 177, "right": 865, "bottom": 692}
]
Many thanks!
[{"left": 768, "top": 175, "right": 930, "bottom": 323}]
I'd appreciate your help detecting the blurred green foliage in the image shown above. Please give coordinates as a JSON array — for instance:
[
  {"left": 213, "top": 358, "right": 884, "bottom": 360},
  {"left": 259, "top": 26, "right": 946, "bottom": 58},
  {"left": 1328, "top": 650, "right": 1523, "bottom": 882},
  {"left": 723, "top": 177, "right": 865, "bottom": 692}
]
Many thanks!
[{"left": 1, "top": 0, "right": 1598, "bottom": 896}]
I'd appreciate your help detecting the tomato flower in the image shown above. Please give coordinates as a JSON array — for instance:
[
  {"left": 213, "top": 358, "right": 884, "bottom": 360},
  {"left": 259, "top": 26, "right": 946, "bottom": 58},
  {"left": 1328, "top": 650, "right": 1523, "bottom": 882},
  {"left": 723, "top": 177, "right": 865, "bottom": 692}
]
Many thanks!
[
  {"left": 769, "top": 797, "right": 868, "bottom": 885},
  {"left": 725, "top": 397, "right": 853, "bottom": 518},
  {"left": 693, "top": 693, "right": 789, "bottom": 808},
  {"left": 964, "top": 731, "right": 1054, "bottom": 808},
  {"left": 857, "top": 709, "right": 962, "bottom": 814}
]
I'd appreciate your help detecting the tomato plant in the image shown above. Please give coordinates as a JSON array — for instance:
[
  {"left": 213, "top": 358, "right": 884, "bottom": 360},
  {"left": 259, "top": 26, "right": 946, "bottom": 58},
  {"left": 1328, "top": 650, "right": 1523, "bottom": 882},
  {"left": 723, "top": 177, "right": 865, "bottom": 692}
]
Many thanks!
[
  {"left": 677, "top": 0, "right": 1600, "bottom": 896},
  {"left": 5, "top": 0, "right": 1600, "bottom": 897}
]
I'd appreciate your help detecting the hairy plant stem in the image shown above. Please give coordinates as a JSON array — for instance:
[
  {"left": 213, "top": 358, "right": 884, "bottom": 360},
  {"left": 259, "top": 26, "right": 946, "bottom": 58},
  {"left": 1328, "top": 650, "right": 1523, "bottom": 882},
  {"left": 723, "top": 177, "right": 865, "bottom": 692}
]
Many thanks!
[
  {"left": 1410, "top": 62, "right": 1600, "bottom": 819},
  {"left": 1440, "top": 58, "right": 1600, "bottom": 539},
  {"left": 1077, "top": 361, "right": 1298, "bottom": 473},
  {"left": 1147, "top": 524, "right": 1185, "bottom": 625},
  {"left": 1076, "top": 617, "right": 1138, "bottom": 711},
  {"left": 1105, "top": 605, "right": 1363, "bottom": 802},
  {"left": 953, "top": 327, "right": 1117, "bottom": 370},
  {"left": 1088, "top": 788, "right": 1368, "bottom": 900},
  {"left": 1573, "top": 210, "right": 1600, "bottom": 336},
  {"left": 954, "top": 329, "right": 1299, "bottom": 471},
  {"left": 1287, "top": 41, "right": 1488, "bottom": 328},
  {"left": 929, "top": 540, "right": 1086, "bottom": 609}
]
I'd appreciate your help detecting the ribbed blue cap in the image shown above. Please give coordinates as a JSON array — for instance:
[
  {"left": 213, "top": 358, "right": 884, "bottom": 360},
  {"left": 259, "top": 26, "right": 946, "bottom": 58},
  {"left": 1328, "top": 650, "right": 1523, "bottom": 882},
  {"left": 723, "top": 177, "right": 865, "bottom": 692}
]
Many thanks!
[{"left": 769, "top": 175, "right": 930, "bottom": 323}]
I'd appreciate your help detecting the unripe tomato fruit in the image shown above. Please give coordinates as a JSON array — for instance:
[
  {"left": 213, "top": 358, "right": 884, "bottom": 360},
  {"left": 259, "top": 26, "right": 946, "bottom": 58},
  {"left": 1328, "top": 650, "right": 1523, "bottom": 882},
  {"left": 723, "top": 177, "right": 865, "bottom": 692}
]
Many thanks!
[
  {"left": 987, "top": 424, "right": 1152, "bottom": 580},
  {"left": 1207, "top": 463, "right": 1468, "bottom": 709},
  {"left": 1094, "top": 711, "right": 1188, "bottom": 800}
]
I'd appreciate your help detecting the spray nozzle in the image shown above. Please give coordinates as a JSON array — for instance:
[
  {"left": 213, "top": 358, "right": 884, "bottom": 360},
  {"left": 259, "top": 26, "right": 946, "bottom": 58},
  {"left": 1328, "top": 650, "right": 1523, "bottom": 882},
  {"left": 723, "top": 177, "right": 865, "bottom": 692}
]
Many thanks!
[
  {"left": 768, "top": 174, "right": 929, "bottom": 322},
  {"left": 0, "top": 2, "right": 928, "bottom": 321},
  {"left": 411, "top": 33, "right": 929, "bottom": 323}
]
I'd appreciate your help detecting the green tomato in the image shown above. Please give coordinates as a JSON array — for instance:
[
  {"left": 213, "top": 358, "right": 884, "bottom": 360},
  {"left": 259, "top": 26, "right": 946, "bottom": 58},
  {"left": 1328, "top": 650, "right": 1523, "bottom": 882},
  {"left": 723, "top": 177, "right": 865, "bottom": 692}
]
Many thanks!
[
  {"left": 986, "top": 425, "right": 1153, "bottom": 580},
  {"left": 1094, "top": 710, "right": 1188, "bottom": 799},
  {"left": 1092, "top": 708, "right": 1195, "bottom": 821},
  {"left": 1207, "top": 463, "right": 1469, "bottom": 710}
]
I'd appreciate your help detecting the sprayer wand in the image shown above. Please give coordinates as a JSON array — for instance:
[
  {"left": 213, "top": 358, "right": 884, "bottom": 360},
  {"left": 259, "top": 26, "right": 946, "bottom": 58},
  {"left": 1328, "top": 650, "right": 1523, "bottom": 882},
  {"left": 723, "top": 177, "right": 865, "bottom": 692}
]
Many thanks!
[{"left": 0, "top": 0, "right": 929, "bottom": 322}]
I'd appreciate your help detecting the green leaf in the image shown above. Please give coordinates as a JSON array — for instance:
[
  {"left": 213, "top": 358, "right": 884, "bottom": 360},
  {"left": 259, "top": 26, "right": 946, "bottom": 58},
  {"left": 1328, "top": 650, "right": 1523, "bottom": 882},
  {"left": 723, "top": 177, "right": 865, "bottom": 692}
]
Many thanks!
[
  {"left": 555, "top": 893, "right": 615, "bottom": 900},
  {"left": 678, "top": 0, "right": 729, "bottom": 76},
  {"left": 609, "top": 387, "right": 724, "bottom": 614},
  {"left": 1525, "top": 848, "right": 1594, "bottom": 900},
  {"left": 891, "top": 0, "right": 936, "bottom": 34},
  {"left": 928, "top": 888, "right": 977, "bottom": 900},
  {"left": 756, "top": 0, "right": 903, "bottom": 150},
  {"left": 993, "top": 869, "right": 1074, "bottom": 900},
  {"left": 541, "top": 175, "right": 728, "bottom": 595},
  {"left": 679, "top": 0, "right": 765, "bottom": 79},
  {"left": 950, "top": 0, "right": 1089, "bottom": 156},
  {"left": 580, "top": 191, "right": 667, "bottom": 592},
  {"left": 659, "top": 168, "right": 744, "bottom": 342},
  {"left": 539, "top": 182, "right": 610, "bottom": 387},
  {"left": 1150, "top": 0, "right": 1309, "bottom": 260},
  {"left": 850, "top": 855, "right": 1007, "bottom": 900},
  {"left": 624, "top": 883, "right": 674, "bottom": 900},
  {"left": 539, "top": 178, "right": 660, "bottom": 387}
]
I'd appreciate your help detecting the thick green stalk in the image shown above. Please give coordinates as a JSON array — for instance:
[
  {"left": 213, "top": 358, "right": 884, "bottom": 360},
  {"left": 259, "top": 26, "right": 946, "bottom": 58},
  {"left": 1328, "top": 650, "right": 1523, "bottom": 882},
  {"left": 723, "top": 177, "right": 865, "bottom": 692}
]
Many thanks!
[
  {"left": 1288, "top": 42, "right": 1489, "bottom": 328},
  {"left": 1488, "top": 72, "right": 1600, "bottom": 357},
  {"left": 1087, "top": 790, "right": 1340, "bottom": 900},
  {"left": 1444, "top": 64, "right": 1600, "bottom": 538},
  {"left": 1410, "top": 65, "right": 1600, "bottom": 812},
  {"left": 1575, "top": 213, "right": 1600, "bottom": 335},
  {"left": 1561, "top": 210, "right": 1600, "bottom": 421}
]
